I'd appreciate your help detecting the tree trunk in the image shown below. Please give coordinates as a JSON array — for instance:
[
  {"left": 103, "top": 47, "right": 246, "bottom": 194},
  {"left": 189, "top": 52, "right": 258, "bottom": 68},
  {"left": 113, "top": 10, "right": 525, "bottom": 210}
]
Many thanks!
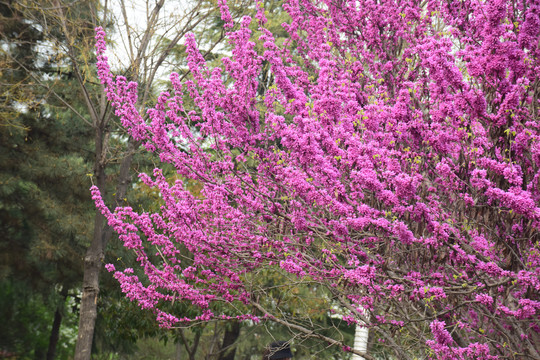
[
  {"left": 217, "top": 321, "right": 241, "bottom": 360},
  {"left": 46, "top": 289, "right": 67, "bottom": 360},
  {"left": 74, "top": 135, "right": 136, "bottom": 360},
  {"left": 74, "top": 213, "right": 104, "bottom": 360},
  {"left": 74, "top": 125, "right": 107, "bottom": 360},
  {"left": 46, "top": 308, "right": 62, "bottom": 360},
  {"left": 178, "top": 328, "right": 201, "bottom": 360}
]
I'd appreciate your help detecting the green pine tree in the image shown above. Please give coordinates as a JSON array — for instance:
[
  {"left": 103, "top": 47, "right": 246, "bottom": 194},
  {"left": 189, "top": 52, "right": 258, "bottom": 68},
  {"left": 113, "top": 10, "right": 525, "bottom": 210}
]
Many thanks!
[{"left": 0, "top": 1, "right": 94, "bottom": 358}]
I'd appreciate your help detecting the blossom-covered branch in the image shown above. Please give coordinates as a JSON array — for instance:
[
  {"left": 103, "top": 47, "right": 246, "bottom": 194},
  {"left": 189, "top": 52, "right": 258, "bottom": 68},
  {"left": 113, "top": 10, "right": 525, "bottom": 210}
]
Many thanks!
[{"left": 93, "top": 0, "right": 540, "bottom": 358}]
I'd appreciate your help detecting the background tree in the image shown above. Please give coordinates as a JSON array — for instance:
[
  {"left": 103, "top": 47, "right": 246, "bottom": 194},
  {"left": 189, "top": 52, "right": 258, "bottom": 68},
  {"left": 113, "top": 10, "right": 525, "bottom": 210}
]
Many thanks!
[
  {"left": 93, "top": 0, "right": 540, "bottom": 359},
  {"left": 1, "top": 1, "right": 94, "bottom": 357}
]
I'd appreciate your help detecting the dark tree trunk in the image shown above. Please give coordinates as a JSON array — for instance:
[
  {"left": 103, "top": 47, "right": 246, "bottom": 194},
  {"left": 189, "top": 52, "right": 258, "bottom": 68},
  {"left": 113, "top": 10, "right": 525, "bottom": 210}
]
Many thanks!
[
  {"left": 46, "top": 309, "right": 62, "bottom": 360},
  {"left": 178, "top": 328, "right": 201, "bottom": 360},
  {"left": 217, "top": 321, "right": 241, "bottom": 360},
  {"left": 46, "top": 289, "right": 68, "bottom": 360}
]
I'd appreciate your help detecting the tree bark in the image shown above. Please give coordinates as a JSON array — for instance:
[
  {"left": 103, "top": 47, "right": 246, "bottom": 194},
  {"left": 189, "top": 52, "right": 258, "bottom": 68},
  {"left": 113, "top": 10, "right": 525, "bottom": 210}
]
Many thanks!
[
  {"left": 73, "top": 242, "right": 102, "bottom": 360},
  {"left": 74, "top": 120, "right": 106, "bottom": 360},
  {"left": 74, "top": 176, "right": 105, "bottom": 360},
  {"left": 179, "top": 328, "right": 201, "bottom": 360},
  {"left": 74, "top": 135, "right": 136, "bottom": 360},
  {"left": 46, "top": 308, "right": 62, "bottom": 360},
  {"left": 217, "top": 321, "right": 241, "bottom": 360},
  {"left": 46, "top": 289, "right": 68, "bottom": 360}
]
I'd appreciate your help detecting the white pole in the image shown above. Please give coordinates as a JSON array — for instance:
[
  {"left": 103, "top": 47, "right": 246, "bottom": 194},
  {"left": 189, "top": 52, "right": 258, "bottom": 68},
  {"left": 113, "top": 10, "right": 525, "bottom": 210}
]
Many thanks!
[
  {"left": 352, "top": 306, "right": 368, "bottom": 360},
  {"left": 352, "top": 323, "right": 369, "bottom": 360}
]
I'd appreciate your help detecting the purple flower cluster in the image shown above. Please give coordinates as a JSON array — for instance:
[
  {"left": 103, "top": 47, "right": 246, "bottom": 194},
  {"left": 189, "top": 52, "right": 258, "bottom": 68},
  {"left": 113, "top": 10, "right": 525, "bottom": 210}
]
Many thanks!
[{"left": 92, "top": 0, "right": 540, "bottom": 358}]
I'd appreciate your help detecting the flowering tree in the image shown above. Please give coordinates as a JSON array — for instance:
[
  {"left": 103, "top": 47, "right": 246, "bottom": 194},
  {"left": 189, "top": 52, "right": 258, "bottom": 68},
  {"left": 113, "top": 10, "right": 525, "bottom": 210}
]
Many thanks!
[{"left": 92, "top": 0, "right": 540, "bottom": 358}]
